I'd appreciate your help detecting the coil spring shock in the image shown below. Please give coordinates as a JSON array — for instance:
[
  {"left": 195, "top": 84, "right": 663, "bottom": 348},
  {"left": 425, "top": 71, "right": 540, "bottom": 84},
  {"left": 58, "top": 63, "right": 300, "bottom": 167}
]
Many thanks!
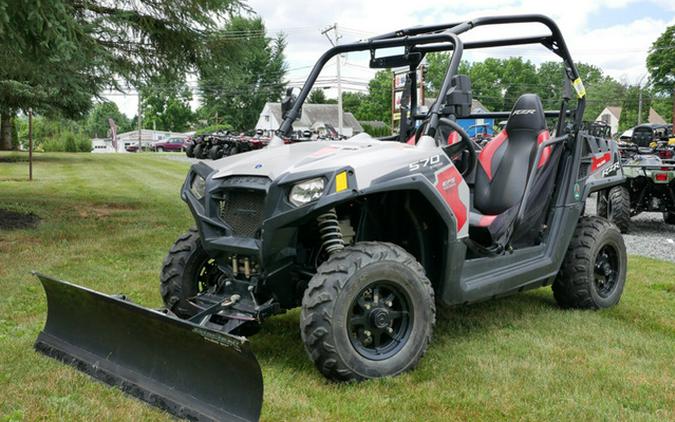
[{"left": 317, "top": 209, "right": 344, "bottom": 255}]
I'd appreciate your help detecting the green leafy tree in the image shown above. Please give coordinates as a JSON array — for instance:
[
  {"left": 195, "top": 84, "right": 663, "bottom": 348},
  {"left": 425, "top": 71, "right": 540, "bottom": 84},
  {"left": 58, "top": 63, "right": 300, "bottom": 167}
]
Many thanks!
[
  {"left": 85, "top": 102, "right": 131, "bottom": 138},
  {"left": 0, "top": 0, "right": 243, "bottom": 150},
  {"left": 353, "top": 70, "right": 392, "bottom": 123},
  {"left": 646, "top": 25, "right": 674, "bottom": 125},
  {"left": 342, "top": 91, "right": 367, "bottom": 115},
  {"left": 140, "top": 77, "right": 194, "bottom": 132},
  {"left": 308, "top": 89, "right": 328, "bottom": 104},
  {"left": 197, "top": 17, "right": 287, "bottom": 131}
]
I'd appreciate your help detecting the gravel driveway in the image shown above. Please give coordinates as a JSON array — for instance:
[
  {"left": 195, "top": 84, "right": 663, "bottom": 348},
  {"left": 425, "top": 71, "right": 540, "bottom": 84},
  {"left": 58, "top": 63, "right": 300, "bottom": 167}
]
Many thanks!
[{"left": 586, "top": 195, "right": 675, "bottom": 263}]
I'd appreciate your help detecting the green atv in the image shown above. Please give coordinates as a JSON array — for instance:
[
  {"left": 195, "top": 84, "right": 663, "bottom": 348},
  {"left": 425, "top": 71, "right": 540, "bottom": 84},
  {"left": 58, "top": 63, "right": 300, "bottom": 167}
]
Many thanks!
[{"left": 598, "top": 142, "right": 675, "bottom": 232}]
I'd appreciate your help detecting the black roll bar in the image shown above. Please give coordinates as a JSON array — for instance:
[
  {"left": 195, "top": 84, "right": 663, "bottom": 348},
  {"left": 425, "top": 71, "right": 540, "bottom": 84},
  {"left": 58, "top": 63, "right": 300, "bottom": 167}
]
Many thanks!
[
  {"left": 278, "top": 14, "right": 586, "bottom": 137},
  {"left": 278, "top": 31, "right": 463, "bottom": 136}
]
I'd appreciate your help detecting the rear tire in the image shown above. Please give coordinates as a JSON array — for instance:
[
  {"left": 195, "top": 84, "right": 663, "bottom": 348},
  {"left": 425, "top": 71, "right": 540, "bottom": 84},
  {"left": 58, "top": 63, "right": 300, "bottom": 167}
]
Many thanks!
[
  {"left": 664, "top": 212, "right": 675, "bottom": 224},
  {"left": 185, "top": 143, "right": 195, "bottom": 157},
  {"left": 300, "top": 242, "right": 435, "bottom": 382},
  {"left": 553, "top": 217, "right": 627, "bottom": 309},
  {"left": 606, "top": 186, "right": 631, "bottom": 233}
]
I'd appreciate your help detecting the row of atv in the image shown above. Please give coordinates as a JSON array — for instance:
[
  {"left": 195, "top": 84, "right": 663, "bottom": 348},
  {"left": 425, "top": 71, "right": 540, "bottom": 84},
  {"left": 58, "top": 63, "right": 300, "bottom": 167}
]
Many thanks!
[
  {"left": 185, "top": 131, "right": 271, "bottom": 160},
  {"left": 598, "top": 138, "right": 675, "bottom": 232}
]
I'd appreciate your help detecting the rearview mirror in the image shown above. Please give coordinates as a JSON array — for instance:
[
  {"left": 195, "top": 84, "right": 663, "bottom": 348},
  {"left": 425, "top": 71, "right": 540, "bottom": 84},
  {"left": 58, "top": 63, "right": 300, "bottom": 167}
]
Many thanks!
[
  {"left": 442, "top": 75, "right": 472, "bottom": 118},
  {"left": 369, "top": 48, "right": 422, "bottom": 69}
]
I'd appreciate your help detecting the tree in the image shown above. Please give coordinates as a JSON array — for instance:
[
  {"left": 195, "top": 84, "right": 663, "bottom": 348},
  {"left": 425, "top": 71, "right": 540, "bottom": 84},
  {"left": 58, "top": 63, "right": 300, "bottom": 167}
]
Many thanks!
[
  {"left": 646, "top": 26, "right": 675, "bottom": 126},
  {"left": 353, "top": 70, "right": 392, "bottom": 123},
  {"left": 308, "top": 89, "right": 328, "bottom": 104},
  {"left": 0, "top": 0, "right": 243, "bottom": 150},
  {"left": 342, "top": 91, "right": 367, "bottom": 116},
  {"left": 197, "top": 16, "right": 287, "bottom": 131},
  {"left": 307, "top": 88, "right": 337, "bottom": 104},
  {"left": 85, "top": 102, "right": 131, "bottom": 138},
  {"left": 140, "top": 77, "right": 194, "bottom": 132}
]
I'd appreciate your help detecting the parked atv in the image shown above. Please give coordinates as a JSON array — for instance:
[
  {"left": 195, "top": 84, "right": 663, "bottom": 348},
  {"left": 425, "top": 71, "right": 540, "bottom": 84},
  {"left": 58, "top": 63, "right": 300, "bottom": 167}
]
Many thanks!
[
  {"left": 598, "top": 142, "right": 675, "bottom": 231},
  {"left": 35, "top": 15, "right": 627, "bottom": 422}
]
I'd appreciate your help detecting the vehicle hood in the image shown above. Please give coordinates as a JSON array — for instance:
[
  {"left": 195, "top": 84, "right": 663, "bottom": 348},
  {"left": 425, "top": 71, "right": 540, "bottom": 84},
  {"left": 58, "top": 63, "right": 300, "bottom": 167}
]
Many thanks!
[{"left": 207, "top": 134, "right": 437, "bottom": 188}]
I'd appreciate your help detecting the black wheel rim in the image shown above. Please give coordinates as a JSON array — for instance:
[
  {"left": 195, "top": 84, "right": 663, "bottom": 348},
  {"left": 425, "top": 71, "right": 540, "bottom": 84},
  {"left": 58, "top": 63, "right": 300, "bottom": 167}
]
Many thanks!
[
  {"left": 594, "top": 244, "right": 620, "bottom": 298},
  {"left": 347, "top": 281, "right": 413, "bottom": 361},
  {"left": 195, "top": 258, "right": 221, "bottom": 294}
]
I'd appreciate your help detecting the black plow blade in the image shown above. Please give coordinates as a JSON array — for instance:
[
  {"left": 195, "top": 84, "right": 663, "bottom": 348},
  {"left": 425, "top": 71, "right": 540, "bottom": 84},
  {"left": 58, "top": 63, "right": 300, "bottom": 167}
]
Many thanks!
[{"left": 33, "top": 273, "right": 263, "bottom": 422}]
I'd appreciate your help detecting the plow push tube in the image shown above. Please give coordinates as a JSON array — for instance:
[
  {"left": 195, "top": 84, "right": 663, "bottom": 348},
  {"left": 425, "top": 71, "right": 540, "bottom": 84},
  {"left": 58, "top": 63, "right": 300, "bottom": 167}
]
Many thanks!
[{"left": 33, "top": 273, "right": 263, "bottom": 422}]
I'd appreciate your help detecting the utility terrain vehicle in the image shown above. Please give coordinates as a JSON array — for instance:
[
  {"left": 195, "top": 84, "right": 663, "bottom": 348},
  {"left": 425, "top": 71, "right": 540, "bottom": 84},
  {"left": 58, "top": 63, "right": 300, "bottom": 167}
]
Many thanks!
[
  {"left": 598, "top": 141, "right": 675, "bottom": 231},
  {"left": 35, "top": 15, "right": 627, "bottom": 422}
]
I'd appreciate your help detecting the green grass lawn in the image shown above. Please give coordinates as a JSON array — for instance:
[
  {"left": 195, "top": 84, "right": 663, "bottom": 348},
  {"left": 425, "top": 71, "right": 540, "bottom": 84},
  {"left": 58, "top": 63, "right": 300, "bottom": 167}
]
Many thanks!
[{"left": 1, "top": 152, "right": 673, "bottom": 421}]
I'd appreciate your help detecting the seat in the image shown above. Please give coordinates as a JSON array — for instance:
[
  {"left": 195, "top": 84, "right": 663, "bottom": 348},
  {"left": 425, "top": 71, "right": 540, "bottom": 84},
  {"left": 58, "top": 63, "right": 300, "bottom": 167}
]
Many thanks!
[{"left": 469, "top": 94, "right": 553, "bottom": 247}]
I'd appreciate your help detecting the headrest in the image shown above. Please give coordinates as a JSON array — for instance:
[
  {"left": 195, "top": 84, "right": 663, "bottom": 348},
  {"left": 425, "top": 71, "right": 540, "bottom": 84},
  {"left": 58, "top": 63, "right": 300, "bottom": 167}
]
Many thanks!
[{"left": 505, "top": 94, "right": 546, "bottom": 133}]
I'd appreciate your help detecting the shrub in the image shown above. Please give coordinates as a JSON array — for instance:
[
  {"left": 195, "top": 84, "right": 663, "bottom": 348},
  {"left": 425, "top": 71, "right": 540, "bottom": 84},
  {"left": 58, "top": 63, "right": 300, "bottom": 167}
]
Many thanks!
[
  {"left": 63, "top": 132, "right": 78, "bottom": 152},
  {"left": 361, "top": 123, "right": 391, "bottom": 138},
  {"left": 77, "top": 136, "right": 92, "bottom": 152},
  {"left": 41, "top": 137, "right": 65, "bottom": 152},
  {"left": 40, "top": 131, "right": 92, "bottom": 152}
]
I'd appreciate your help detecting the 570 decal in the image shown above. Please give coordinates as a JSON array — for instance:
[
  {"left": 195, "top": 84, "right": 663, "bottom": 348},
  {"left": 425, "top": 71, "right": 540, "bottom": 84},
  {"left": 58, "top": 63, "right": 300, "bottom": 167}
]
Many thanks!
[{"left": 409, "top": 154, "right": 442, "bottom": 172}]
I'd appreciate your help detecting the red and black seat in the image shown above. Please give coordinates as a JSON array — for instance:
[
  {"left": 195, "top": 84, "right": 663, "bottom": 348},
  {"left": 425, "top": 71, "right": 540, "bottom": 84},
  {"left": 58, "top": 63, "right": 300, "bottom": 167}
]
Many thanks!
[{"left": 469, "top": 94, "right": 557, "bottom": 247}]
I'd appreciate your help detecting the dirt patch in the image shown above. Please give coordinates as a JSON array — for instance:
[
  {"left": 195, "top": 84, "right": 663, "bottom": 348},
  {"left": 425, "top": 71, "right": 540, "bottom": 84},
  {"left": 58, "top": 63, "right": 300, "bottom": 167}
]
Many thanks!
[
  {"left": 77, "top": 203, "right": 136, "bottom": 218},
  {"left": 0, "top": 209, "right": 40, "bottom": 230}
]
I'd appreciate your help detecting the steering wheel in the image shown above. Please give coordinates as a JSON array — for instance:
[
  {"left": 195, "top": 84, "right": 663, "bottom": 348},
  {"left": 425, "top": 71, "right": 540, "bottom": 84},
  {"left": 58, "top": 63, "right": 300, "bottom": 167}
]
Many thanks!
[{"left": 414, "top": 117, "right": 478, "bottom": 176}]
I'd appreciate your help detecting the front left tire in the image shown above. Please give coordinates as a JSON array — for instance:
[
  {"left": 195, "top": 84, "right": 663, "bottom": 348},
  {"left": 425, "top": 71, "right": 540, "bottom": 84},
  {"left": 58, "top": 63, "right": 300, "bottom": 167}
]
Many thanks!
[
  {"left": 300, "top": 242, "right": 435, "bottom": 382},
  {"left": 160, "top": 228, "right": 221, "bottom": 318}
]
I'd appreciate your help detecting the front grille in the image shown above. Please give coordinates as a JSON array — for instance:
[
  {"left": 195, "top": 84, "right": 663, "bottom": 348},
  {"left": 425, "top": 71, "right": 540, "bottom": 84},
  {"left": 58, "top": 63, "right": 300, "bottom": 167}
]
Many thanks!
[{"left": 218, "top": 189, "right": 266, "bottom": 237}]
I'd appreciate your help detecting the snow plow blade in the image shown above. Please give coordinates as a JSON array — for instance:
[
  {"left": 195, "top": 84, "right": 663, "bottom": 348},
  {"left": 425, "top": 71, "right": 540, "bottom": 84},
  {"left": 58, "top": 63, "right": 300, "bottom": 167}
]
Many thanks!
[{"left": 33, "top": 273, "right": 263, "bottom": 422}]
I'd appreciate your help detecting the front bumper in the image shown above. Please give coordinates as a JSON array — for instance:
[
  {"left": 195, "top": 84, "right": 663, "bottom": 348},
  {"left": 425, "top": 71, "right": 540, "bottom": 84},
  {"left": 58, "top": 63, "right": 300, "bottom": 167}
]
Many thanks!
[{"left": 181, "top": 163, "right": 357, "bottom": 307}]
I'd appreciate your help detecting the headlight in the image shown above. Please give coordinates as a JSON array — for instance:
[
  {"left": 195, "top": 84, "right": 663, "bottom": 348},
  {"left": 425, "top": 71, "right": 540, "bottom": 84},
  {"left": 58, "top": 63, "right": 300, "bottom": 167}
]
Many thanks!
[
  {"left": 190, "top": 174, "right": 206, "bottom": 199},
  {"left": 289, "top": 177, "right": 325, "bottom": 206}
]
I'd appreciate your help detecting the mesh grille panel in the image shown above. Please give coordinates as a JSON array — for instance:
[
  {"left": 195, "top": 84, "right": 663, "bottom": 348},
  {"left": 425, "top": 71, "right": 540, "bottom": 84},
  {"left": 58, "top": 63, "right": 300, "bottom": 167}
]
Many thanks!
[{"left": 218, "top": 190, "right": 266, "bottom": 237}]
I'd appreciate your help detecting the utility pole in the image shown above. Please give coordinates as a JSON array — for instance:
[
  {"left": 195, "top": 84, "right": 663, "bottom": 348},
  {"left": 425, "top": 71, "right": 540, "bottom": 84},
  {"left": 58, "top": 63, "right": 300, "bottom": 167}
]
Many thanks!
[
  {"left": 322, "top": 23, "right": 343, "bottom": 137},
  {"left": 638, "top": 88, "right": 642, "bottom": 125},
  {"left": 637, "top": 74, "right": 647, "bottom": 126},
  {"left": 137, "top": 92, "right": 142, "bottom": 152}
]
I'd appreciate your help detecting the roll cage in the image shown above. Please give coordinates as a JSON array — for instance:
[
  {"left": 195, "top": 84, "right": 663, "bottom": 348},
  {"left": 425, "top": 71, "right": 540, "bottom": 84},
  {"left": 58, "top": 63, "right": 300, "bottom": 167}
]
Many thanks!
[{"left": 278, "top": 14, "right": 586, "bottom": 140}]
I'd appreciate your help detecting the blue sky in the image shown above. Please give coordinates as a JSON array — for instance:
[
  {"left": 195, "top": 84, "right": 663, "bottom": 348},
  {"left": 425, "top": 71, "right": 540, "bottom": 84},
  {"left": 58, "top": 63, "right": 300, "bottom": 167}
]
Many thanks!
[{"left": 108, "top": 0, "right": 675, "bottom": 117}]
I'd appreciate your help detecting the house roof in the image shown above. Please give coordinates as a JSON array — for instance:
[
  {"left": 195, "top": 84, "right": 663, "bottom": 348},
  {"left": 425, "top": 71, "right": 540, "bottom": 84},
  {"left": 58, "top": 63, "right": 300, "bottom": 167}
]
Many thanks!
[
  {"left": 648, "top": 108, "right": 666, "bottom": 125},
  {"left": 423, "top": 98, "right": 490, "bottom": 113},
  {"left": 604, "top": 106, "right": 622, "bottom": 119},
  {"left": 264, "top": 103, "right": 363, "bottom": 132}
]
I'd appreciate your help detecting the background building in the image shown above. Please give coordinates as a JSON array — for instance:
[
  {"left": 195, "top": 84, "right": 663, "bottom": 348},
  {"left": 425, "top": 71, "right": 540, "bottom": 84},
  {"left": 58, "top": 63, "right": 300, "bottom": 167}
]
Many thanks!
[{"left": 256, "top": 103, "right": 363, "bottom": 138}]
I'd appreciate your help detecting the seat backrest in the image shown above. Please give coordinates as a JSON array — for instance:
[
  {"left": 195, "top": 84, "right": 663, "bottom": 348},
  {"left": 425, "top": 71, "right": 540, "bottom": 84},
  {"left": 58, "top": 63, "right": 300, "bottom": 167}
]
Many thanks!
[{"left": 473, "top": 94, "right": 548, "bottom": 215}]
